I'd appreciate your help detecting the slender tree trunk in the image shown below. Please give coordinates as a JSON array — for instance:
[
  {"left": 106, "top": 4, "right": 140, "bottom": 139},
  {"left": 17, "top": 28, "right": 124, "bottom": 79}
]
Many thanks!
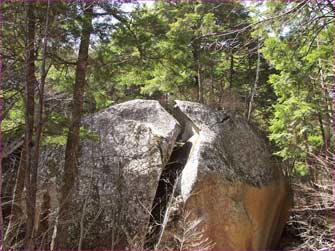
[
  {"left": 229, "top": 50, "right": 234, "bottom": 89},
  {"left": 192, "top": 39, "right": 204, "bottom": 104},
  {"left": 197, "top": 57, "right": 203, "bottom": 104},
  {"left": 247, "top": 38, "right": 260, "bottom": 121},
  {"left": 30, "top": 0, "right": 51, "bottom": 247},
  {"left": 23, "top": 2, "right": 37, "bottom": 249},
  {"left": 318, "top": 112, "right": 326, "bottom": 151},
  {"left": 35, "top": 191, "right": 51, "bottom": 250},
  {"left": 245, "top": 52, "right": 252, "bottom": 117},
  {"left": 218, "top": 80, "right": 224, "bottom": 104},
  {"left": 210, "top": 64, "right": 215, "bottom": 98},
  {"left": 54, "top": 2, "right": 93, "bottom": 249},
  {"left": 0, "top": 2, "right": 3, "bottom": 248},
  {"left": 317, "top": 37, "right": 331, "bottom": 153},
  {"left": 31, "top": 0, "right": 50, "bottom": 179}
]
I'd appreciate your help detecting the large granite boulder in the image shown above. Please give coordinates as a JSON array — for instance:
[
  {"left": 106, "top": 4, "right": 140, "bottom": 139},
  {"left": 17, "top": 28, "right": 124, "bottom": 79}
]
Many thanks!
[
  {"left": 156, "top": 100, "right": 292, "bottom": 250},
  {"left": 38, "top": 99, "right": 180, "bottom": 249},
  {"left": 32, "top": 99, "right": 291, "bottom": 250}
]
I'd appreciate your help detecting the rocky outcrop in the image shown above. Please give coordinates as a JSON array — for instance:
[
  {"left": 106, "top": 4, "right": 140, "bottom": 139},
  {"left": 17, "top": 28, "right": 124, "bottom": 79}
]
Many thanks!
[{"left": 34, "top": 99, "right": 291, "bottom": 250}]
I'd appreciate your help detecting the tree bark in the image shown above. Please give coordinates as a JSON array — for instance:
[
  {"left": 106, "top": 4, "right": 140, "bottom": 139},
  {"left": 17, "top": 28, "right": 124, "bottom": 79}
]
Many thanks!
[
  {"left": 0, "top": 1, "right": 4, "bottom": 249},
  {"left": 192, "top": 38, "right": 204, "bottom": 104},
  {"left": 218, "top": 79, "right": 224, "bottom": 104},
  {"left": 245, "top": 51, "right": 252, "bottom": 117},
  {"left": 229, "top": 50, "right": 234, "bottom": 89},
  {"left": 23, "top": 1, "right": 37, "bottom": 249},
  {"left": 30, "top": 0, "right": 51, "bottom": 247},
  {"left": 316, "top": 37, "right": 331, "bottom": 153},
  {"left": 318, "top": 112, "right": 326, "bottom": 151},
  {"left": 35, "top": 191, "right": 51, "bottom": 250},
  {"left": 197, "top": 57, "right": 203, "bottom": 104},
  {"left": 54, "top": 2, "right": 93, "bottom": 249},
  {"left": 210, "top": 64, "right": 215, "bottom": 99},
  {"left": 247, "top": 38, "right": 260, "bottom": 121}
]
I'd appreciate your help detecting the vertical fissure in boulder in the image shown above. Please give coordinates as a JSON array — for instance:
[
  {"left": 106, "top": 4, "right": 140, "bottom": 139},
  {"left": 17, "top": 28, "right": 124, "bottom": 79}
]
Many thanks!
[{"left": 144, "top": 104, "right": 199, "bottom": 249}]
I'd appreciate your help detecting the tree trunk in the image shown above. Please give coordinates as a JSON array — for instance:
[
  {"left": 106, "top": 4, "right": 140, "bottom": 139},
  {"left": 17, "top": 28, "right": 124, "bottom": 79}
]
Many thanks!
[
  {"left": 192, "top": 39, "right": 203, "bottom": 104},
  {"left": 245, "top": 51, "right": 252, "bottom": 117},
  {"left": 35, "top": 191, "right": 51, "bottom": 250},
  {"left": 317, "top": 37, "right": 331, "bottom": 154},
  {"left": 30, "top": 0, "right": 51, "bottom": 247},
  {"left": 23, "top": 1, "right": 37, "bottom": 249},
  {"left": 229, "top": 50, "right": 234, "bottom": 89},
  {"left": 247, "top": 38, "right": 260, "bottom": 121},
  {"left": 0, "top": 1, "right": 4, "bottom": 249},
  {"left": 218, "top": 80, "right": 224, "bottom": 104},
  {"left": 210, "top": 64, "right": 215, "bottom": 99},
  {"left": 54, "top": 2, "right": 93, "bottom": 249},
  {"left": 318, "top": 112, "right": 327, "bottom": 152},
  {"left": 197, "top": 57, "right": 204, "bottom": 104}
]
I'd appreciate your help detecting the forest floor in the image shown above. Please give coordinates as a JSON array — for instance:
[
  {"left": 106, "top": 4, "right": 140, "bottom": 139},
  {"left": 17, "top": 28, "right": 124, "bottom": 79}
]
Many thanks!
[{"left": 280, "top": 170, "right": 334, "bottom": 250}]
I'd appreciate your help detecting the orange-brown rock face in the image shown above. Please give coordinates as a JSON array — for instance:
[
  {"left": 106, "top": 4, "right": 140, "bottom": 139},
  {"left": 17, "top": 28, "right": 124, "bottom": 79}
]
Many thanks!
[
  {"left": 185, "top": 174, "right": 292, "bottom": 250},
  {"left": 158, "top": 100, "right": 292, "bottom": 250}
]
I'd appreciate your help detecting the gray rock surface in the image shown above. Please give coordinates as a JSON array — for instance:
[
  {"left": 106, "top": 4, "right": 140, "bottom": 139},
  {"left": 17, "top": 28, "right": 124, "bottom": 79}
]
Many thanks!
[
  {"left": 34, "top": 99, "right": 290, "bottom": 250},
  {"left": 157, "top": 100, "right": 291, "bottom": 250},
  {"left": 39, "top": 99, "right": 180, "bottom": 249}
]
